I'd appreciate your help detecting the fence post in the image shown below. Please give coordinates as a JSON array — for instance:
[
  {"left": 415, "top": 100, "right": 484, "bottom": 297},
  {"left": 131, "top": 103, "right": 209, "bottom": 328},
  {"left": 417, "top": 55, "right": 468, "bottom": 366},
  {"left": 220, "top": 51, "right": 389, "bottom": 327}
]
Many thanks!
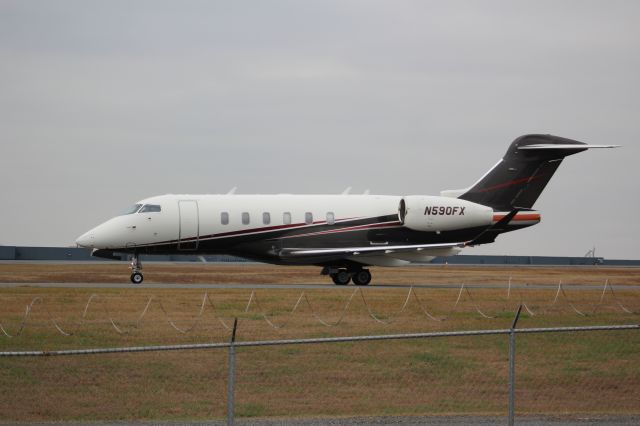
[
  {"left": 227, "top": 318, "right": 238, "bottom": 426},
  {"left": 508, "top": 305, "right": 522, "bottom": 426}
]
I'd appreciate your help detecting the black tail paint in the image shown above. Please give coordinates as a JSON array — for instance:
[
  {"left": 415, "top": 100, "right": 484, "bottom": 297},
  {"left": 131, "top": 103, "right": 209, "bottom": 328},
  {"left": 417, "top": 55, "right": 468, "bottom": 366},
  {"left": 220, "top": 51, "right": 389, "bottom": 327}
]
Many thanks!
[{"left": 459, "top": 134, "right": 588, "bottom": 211}]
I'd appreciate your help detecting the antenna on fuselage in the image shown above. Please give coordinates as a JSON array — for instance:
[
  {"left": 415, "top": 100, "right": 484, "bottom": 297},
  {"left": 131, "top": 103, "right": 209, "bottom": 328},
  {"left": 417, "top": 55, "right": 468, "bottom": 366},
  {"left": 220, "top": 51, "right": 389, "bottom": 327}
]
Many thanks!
[
  {"left": 363, "top": 189, "right": 370, "bottom": 195},
  {"left": 227, "top": 187, "right": 237, "bottom": 195},
  {"left": 341, "top": 186, "right": 352, "bottom": 195}
]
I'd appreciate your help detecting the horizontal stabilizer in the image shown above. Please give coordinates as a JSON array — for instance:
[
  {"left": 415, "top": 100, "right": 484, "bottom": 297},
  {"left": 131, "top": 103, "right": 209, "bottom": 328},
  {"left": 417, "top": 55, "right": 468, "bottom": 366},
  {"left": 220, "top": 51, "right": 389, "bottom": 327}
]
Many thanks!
[{"left": 518, "top": 144, "right": 620, "bottom": 150}]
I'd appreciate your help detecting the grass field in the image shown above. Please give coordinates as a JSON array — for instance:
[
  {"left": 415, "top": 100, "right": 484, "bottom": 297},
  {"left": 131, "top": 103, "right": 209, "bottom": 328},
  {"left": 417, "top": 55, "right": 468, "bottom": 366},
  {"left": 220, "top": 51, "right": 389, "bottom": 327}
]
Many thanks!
[
  {"left": 0, "top": 263, "right": 638, "bottom": 421},
  {"left": 1, "top": 262, "right": 639, "bottom": 285}
]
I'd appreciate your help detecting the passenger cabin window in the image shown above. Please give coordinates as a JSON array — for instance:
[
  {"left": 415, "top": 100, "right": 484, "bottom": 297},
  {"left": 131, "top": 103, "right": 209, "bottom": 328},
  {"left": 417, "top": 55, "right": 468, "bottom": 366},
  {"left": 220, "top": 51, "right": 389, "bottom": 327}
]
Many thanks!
[
  {"left": 283, "top": 212, "right": 292, "bottom": 225},
  {"left": 221, "top": 212, "right": 229, "bottom": 225},
  {"left": 263, "top": 212, "right": 271, "bottom": 225},
  {"left": 139, "top": 204, "right": 161, "bottom": 213},
  {"left": 242, "top": 212, "right": 250, "bottom": 225},
  {"left": 305, "top": 212, "right": 313, "bottom": 225},
  {"left": 326, "top": 212, "right": 335, "bottom": 225},
  {"left": 122, "top": 204, "right": 142, "bottom": 215}
]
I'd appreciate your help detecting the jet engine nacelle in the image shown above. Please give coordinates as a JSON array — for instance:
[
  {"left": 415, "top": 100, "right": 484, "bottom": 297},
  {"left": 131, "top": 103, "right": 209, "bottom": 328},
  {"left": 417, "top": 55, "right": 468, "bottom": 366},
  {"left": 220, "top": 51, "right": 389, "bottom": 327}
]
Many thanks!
[{"left": 398, "top": 196, "right": 493, "bottom": 232}]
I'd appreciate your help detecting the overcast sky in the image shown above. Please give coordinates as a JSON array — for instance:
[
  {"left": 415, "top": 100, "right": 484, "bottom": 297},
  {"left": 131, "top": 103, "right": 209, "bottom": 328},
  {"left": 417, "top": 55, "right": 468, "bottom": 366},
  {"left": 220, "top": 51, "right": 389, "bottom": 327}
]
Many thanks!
[{"left": 1, "top": 1, "right": 638, "bottom": 259}]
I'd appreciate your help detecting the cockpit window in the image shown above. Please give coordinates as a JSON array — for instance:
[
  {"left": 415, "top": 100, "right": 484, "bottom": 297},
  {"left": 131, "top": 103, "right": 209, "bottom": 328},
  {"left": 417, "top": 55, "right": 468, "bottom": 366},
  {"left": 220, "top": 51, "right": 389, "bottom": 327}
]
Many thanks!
[
  {"left": 122, "top": 204, "right": 143, "bottom": 215},
  {"left": 139, "top": 204, "right": 162, "bottom": 213}
]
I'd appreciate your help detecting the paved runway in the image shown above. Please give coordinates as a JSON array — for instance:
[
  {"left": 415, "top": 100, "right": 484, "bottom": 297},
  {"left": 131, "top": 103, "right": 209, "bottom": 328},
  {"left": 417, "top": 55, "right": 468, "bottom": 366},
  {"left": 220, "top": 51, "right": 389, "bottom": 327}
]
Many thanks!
[{"left": 0, "top": 282, "right": 638, "bottom": 291}]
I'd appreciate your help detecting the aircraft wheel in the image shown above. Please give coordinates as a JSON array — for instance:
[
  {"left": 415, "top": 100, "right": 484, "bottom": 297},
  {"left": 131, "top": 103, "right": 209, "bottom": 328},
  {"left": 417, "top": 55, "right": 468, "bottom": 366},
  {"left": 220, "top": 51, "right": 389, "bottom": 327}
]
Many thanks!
[
  {"left": 130, "top": 272, "right": 144, "bottom": 284},
  {"left": 331, "top": 270, "right": 351, "bottom": 285},
  {"left": 352, "top": 269, "right": 371, "bottom": 286}
]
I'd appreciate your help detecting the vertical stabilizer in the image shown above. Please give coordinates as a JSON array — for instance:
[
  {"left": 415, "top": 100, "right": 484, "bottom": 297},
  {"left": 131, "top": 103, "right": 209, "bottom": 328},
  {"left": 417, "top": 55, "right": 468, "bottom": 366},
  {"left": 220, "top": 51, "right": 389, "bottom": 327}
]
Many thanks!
[{"left": 455, "top": 134, "right": 617, "bottom": 211}]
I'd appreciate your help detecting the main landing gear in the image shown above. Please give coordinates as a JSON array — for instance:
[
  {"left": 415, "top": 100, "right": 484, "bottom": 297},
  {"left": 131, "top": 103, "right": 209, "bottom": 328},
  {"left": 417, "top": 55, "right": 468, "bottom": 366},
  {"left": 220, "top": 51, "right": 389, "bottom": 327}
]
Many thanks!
[
  {"left": 325, "top": 267, "right": 372, "bottom": 286},
  {"left": 130, "top": 253, "right": 143, "bottom": 284}
]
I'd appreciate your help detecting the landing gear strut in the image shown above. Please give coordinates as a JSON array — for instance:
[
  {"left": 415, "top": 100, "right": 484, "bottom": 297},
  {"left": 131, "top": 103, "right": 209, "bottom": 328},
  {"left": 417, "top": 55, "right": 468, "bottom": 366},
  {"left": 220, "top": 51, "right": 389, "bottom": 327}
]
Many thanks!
[{"left": 130, "top": 253, "right": 143, "bottom": 284}]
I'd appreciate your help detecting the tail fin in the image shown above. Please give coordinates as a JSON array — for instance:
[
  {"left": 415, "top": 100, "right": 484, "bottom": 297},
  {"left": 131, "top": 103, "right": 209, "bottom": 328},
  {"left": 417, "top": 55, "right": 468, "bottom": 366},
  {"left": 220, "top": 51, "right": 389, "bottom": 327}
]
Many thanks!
[{"left": 448, "top": 134, "right": 618, "bottom": 211}]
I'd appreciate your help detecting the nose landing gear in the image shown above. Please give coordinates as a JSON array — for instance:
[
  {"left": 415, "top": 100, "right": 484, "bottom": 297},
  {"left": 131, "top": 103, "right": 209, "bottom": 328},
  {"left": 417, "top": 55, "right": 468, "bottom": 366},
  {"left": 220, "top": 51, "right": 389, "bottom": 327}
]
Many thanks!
[{"left": 130, "top": 253, "right": 143, "bottom": 284}]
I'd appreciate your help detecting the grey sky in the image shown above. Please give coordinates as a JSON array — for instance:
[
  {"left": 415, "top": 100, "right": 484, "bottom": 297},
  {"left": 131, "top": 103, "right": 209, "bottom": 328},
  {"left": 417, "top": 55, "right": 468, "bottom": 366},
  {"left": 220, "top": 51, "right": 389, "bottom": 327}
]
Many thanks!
[{"left": 1, "top": 1, "right": 638, "bottom": 258}]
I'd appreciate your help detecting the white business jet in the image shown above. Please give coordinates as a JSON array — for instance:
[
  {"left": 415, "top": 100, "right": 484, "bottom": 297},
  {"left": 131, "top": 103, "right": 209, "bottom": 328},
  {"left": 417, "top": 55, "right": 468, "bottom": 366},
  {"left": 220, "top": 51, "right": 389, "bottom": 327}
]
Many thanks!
[{"left": 76, "top": 134, "right": 617, "bottom": 285}]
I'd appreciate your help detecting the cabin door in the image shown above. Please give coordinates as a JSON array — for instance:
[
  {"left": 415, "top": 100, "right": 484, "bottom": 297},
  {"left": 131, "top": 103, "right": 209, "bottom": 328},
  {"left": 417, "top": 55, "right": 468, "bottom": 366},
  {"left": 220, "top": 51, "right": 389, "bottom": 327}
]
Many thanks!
[{"left": 178, "top": 200, "right": 199, "bottom": 250}]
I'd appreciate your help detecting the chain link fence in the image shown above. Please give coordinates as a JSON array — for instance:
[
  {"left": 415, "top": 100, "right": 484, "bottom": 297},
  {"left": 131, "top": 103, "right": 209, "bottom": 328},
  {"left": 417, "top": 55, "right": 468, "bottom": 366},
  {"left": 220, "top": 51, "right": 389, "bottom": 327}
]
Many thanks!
[
  {"left": 515, "top": 329, "right": 639, "bottom": 414},
  {"left": 1, "top": 283, "right": 639, "bottom": 424},
  {"left": 1, "top": 321, "right": 638, "bottom": 424}
]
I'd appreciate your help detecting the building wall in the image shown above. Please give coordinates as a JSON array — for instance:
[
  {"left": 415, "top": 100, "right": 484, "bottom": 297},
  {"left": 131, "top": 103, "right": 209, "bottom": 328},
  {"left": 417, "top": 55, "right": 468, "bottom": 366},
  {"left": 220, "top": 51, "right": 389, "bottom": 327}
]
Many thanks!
[
  {"left": 1, "top": 246, "right": 249, "bottom": 263},
  {"left": 0, "top": 246, "right": 16, "bottom": 260}
]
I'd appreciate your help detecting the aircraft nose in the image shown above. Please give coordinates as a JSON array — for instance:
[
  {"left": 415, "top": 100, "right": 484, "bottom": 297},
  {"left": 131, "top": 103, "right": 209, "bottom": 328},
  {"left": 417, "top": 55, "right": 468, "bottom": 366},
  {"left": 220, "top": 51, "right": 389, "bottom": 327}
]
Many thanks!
[{"left": 76, "top": 231, "right": 95, "bottom": 248}]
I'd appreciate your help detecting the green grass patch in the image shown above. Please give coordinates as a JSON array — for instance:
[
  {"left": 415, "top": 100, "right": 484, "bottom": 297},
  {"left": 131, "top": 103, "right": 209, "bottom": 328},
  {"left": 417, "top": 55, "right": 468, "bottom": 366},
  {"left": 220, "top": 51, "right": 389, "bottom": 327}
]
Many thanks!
[{"left": 237, "top": 403, "right": 266, "bottom": 417}]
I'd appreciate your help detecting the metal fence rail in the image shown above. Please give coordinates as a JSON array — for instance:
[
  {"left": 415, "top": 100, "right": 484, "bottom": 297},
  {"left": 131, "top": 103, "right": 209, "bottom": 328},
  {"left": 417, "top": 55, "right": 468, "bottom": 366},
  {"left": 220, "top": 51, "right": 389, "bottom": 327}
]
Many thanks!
[
  {"left": 2, "top": 324, "right": 637, "bottom": 357},
  {"left": 1, "top": 319, "right": 638, "bottom": 426}
]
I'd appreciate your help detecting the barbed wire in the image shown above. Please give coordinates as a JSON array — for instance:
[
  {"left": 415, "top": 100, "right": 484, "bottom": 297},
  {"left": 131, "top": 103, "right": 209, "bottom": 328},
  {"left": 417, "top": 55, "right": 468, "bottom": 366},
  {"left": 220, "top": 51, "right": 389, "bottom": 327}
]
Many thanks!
[
  {"left": 594, "top": 279, "right": 634, "bottom": 315},
  {"left": 0, "top": 279, "right": 636, "bottom": 337},
  {"left": 403, "top": 286, "right": 446, "bottom": 321},
  {"left": 453, "top": 283, "right": 495, "bottom": 319}
]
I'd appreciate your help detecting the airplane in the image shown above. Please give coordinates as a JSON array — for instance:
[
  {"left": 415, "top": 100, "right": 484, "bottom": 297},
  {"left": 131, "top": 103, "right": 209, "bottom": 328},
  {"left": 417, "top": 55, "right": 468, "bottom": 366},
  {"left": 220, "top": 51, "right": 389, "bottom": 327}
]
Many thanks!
[{"left": 76, "top": 134, "right": 618, "bottom": 285}]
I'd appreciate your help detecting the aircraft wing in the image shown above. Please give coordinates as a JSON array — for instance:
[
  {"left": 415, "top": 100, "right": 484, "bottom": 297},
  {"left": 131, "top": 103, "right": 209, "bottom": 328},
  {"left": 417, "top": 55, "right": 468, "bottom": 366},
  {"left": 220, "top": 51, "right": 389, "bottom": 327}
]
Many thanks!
[
  {"left": 280, "top": 241, "right": 467, "bottom": 258},
  {"left": 280, "top": 212, "right": 526, "bottom": 260},
  {"left": 280, "top": 211, "right": 531, "bottom": 259}
]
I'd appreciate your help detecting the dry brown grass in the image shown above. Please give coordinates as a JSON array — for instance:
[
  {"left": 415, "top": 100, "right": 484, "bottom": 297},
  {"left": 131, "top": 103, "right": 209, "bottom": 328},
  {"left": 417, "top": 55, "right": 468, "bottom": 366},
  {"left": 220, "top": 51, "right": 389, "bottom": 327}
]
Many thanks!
[
  {"left": 0, "top": 262, "right": 639, "bottom": 286},
  {"left": 0, "top": 263, "right": 639, "bottom": 421}
]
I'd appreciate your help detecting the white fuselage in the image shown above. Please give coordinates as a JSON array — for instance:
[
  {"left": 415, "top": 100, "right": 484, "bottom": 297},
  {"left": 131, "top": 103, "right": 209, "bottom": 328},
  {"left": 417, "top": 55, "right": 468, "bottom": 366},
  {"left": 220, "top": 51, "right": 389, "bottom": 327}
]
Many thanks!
[
  {"left": 73, "top": 134, "right": 613, "bottom": 285},
  {"left": 76, "top": 193, "right": 537, "bottom": 269},
  {"left": 77, "top": 194, "right": 403, "bottom": 250}
]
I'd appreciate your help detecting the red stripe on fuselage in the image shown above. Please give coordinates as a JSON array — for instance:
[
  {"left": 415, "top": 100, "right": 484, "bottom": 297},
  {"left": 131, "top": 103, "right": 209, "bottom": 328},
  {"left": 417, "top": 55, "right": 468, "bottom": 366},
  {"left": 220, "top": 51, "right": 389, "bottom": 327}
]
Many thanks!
[{"left": 135, "top": 216, "right": 369, "bottom": 246}]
